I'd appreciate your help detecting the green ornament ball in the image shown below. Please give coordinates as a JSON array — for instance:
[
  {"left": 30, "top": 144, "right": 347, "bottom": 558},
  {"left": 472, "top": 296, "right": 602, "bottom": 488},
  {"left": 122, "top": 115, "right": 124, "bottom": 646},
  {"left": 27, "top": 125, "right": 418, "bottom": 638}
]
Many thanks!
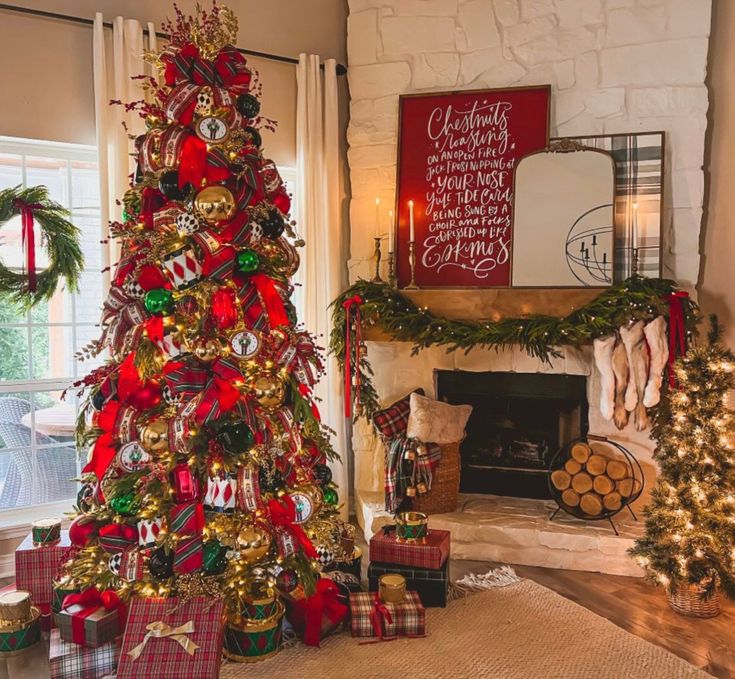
[
  {"left": 323, "top": 487, "right": 339, "bottom": 506},
  {"left": 109, "top": 492, "right": 137, "bottom": 516},
  {"left": 216, "top": 421, "right": 255, "bottom": 454},
  {"left": 235, "top": 249, "right": 260, "bottom": 275},
  {"left": 202, "top": 539, "right": 228, "bottom": 575},
  {"left": 122, "top": 208, "right": 131, "bottom": 223},
  {"left": 144, "top": 288, "right": 174, "bottom": 315}
]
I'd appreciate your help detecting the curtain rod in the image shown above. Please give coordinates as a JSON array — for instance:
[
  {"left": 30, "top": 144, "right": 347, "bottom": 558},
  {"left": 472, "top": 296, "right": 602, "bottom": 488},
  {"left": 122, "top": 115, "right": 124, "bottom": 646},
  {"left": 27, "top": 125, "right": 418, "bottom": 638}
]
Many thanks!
[{"left": 0, "top": 3, "right": 347, "bottom": 75}]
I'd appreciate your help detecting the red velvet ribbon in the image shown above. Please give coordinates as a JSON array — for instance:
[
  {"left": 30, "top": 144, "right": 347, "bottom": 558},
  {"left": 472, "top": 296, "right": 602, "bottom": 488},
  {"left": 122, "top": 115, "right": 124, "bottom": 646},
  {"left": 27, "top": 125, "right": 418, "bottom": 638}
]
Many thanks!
[
  {"left": 13, "top": 200, "right": 42, "bottom": 293},
  {"left": 251, "top": 273, "right": 289, "bottom": 328},
  {"left": 369, "top": 592, "right": 393, "bottom": 640},
  {"left": 177, "top": 135, "right": 230, "bottom": 189},
  {"left": 82, "top": 400, "right": 120, "bottom": 479},
  {"left": 267, "top": 495, "right": 317, "bottom": 558},
  {"left": 62, "top": 588, "right": 125, "bottom": 646},
  {"left": 667, "top": 291, "right": 689, "bottom": 387},
  {"left": 300, "top": 579, "right": 349, "bottom": 647},
  {"left": 342, "top": 295, "right": 363, "bottom": 418}
]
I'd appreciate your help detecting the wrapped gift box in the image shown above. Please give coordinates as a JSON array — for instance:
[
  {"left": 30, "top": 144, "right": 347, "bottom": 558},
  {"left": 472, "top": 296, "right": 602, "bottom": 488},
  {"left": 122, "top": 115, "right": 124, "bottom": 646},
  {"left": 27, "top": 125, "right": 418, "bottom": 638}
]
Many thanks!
[
  {"left": 15, "top": 530, "right": 72, "bottom": 608},
  {"left": 368, "top": 560, "right": 449, "bottom": 608},
  {"left": 369, "top": 528, "right": 450, "bottom": 570},
  {"left": 117, "top": 596, "right": 225, "bottom": 679},
  {"left": 57, "top": 601, "right": 121, "bottom": 648},
  {"left": 49, "top": 628, "right": 121, "bottom": 679},
  {"left": 349, "top": 591, "right": 425, "bottom": 640}
]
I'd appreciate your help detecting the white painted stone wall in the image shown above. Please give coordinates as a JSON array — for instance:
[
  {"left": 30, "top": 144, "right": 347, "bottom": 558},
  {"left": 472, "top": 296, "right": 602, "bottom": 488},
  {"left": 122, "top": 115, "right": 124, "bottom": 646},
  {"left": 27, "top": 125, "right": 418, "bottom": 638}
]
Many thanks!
[
  {"left": 346, "top": 0, "right": 712, "bottom": 507},
  {"left": 346, "top": 0, "right": 712, "bottom": 286}
]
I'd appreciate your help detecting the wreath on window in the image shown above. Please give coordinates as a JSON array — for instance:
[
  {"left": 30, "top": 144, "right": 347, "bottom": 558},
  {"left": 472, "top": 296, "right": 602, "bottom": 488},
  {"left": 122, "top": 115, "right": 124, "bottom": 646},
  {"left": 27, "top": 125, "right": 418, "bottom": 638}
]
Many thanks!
[{"left": 0, "top": 185, "right": 84, "bottom": 309}]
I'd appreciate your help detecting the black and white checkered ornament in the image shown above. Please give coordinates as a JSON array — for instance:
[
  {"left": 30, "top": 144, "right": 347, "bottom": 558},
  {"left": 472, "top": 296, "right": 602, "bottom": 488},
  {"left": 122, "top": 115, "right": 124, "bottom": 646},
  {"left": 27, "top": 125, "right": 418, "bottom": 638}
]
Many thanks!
[
  {"left": 315, "top": 544, "right": 335, "bottom": 568},
  {"left": 108, "top": 552, "right": 122, "bottom": 576},
  {"left": 162, "top": 383, "right": 182, "bottom": 406},
  {"left": 123, "top": 279, "right": 145, "bottom": 299},
  {"left": 196, "top": 89, "right": 214, "bottom": 115},
  {"left": 248, "top": 221, "right": 263, "bottom": 241},
  {"left": 176, "top": 211, "right": 201, "bottom": 236}
]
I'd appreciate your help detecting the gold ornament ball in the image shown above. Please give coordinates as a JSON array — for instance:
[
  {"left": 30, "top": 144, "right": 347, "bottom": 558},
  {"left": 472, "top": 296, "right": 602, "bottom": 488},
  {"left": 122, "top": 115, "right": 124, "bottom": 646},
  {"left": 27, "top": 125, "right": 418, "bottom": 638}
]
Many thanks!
[
  {"left": 237, "top": 525, "right": 272, "bottom": 564},
  {"left": 253, "top": 373, "right": 285, "bottom": 410},
  {"left": 193, "top": 337, "right": 222, "bottom": 363},
  {"left": 139, "top": 419, "right": 169, "bottom": 452},
  {"left": 193, "top": 185, "right": 236, "bottom": 224}
]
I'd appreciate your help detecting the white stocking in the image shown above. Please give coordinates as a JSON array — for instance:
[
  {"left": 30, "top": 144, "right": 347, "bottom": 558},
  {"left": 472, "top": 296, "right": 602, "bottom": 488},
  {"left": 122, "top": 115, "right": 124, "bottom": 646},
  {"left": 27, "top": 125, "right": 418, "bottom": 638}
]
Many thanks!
[
  {"left": 593, "top": 335, "right": 616, "bottom": 421},
  {"left": 643, "top": 316, "right": 669, "bottom": 408},
  {"left": 612, "top": 337, "right": 630, "bottom": 430},
  {"left": 621, "top": 321, "right": 650, "bottom": 431}
]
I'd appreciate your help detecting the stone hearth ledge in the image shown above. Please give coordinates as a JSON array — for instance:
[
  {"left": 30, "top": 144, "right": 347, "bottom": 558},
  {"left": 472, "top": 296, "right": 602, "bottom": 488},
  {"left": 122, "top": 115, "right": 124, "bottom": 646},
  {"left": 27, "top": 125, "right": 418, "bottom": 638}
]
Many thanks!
[{"left": 356, "top": 490, "right": 645, "bottom": 578}]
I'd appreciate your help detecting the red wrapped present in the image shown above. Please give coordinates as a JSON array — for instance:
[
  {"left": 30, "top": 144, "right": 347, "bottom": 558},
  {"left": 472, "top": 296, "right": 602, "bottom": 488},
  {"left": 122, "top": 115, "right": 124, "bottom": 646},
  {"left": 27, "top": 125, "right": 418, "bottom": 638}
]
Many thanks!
[
  {"left": 15, "top": 529, "right": 72, "bottom": 607},
  {"left": 286, "top": 578, "right": 349, "bottom": 647},
  {"left": 369, "top": 527, "right": 450, "bottom": 570},
  {"left": 57, "top": 589, "right": 124, "bottom": 648},
  {"left": 49, "top": 628, "right": 121, "bottom": 679},
  {"left": 349, "top": 591, "right": 426, "bottom": 640},
  {"left": 117, "top": 596, "right": 225, "bottom": 679}
]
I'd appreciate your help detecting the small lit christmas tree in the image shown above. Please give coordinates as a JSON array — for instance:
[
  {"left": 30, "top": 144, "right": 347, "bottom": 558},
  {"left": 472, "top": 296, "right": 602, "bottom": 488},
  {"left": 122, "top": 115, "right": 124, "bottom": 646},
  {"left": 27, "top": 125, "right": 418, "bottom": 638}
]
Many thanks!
[{"left": 631, "top": 315, "right": 735, "bottom": 609}]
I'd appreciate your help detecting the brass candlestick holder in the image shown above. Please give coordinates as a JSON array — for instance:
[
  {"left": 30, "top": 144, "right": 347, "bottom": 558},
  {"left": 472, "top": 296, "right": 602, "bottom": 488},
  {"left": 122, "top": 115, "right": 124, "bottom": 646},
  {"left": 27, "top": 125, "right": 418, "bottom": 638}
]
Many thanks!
[
  {"left": 631, "top": 246, "right": 639, "bottom": 278},
  {"left": 388, "top": 249, "right": 397, "bottom": 288},
  {"left": 371, "top": 236, "right": 384, "bottom": 283},
  {"left": 405, "top": 240, "right": 419, "bottom": 290}
]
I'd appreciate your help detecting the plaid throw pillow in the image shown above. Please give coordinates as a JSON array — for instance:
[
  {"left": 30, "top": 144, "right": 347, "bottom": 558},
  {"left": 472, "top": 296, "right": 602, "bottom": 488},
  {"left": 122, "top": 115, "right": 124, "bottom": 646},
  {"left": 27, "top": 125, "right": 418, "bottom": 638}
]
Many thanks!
[{"left": 372, "top": 388, "right": 425, "bottom": 440}]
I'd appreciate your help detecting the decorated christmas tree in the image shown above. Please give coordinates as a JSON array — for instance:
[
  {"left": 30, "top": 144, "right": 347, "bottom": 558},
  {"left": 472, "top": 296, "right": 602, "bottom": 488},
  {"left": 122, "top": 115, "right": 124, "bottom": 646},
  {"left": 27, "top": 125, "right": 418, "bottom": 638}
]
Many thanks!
[
  {"left": 63, "top": 2, "right": 347, "bottom": 629},
  {"left": 631, "top": 316, "right": 735, "bottom": 606}
]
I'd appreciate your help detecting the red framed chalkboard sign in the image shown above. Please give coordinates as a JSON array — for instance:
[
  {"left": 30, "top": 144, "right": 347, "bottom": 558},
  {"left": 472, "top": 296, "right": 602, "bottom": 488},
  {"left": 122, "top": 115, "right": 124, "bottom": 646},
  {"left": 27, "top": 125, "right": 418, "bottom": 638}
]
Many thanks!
[{"left": 395, "top": 85, "right": 550, "bottom": 288}]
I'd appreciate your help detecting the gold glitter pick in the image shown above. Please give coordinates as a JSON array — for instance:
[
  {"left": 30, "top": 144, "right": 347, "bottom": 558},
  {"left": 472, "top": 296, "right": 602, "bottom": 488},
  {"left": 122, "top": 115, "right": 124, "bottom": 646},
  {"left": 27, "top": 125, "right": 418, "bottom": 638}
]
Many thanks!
[{"left": 190, "top": 4, "right": 239, "bottom": 60}]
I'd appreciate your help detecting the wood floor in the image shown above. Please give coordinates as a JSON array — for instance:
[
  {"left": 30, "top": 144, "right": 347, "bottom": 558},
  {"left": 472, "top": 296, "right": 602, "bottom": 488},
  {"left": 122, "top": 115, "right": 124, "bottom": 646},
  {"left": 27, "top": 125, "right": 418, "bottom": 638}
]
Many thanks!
[{"left": 450, "top": 559, "right": 735, "bottom": 679}]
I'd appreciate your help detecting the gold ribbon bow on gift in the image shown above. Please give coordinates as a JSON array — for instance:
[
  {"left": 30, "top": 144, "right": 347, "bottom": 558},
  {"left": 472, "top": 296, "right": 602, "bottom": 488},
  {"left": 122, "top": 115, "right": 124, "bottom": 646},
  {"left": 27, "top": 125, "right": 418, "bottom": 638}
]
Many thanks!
[{"left": 127, "top": 620, "right": 200, "bottom": 660}]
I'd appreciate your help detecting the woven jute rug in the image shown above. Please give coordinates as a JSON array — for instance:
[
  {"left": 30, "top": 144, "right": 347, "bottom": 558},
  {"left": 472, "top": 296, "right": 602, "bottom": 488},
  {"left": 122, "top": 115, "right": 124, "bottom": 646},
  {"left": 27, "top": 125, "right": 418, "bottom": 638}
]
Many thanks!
[{"left": 221, "top": 576, "right": 710, "bottom": 679}]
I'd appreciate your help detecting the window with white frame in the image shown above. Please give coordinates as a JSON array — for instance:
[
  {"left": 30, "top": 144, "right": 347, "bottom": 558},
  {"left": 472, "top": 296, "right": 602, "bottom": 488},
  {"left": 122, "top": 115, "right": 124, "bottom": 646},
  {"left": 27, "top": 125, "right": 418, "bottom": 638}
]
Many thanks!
[{"left": 0, "top": 137, "right": 104, "bottom": 511}]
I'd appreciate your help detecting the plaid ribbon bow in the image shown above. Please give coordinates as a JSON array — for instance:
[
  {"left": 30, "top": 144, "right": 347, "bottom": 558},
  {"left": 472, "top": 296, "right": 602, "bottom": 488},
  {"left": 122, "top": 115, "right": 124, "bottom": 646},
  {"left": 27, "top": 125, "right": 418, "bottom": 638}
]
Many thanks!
[
  {"left": 162, "top": 43, "right": 252, "bottom": 93},
  {"left": 163, "top": 357, "right": 246, "bottom": 424},
  {"left": 127, "top": 620, "right": 199, "bottom": 661}
]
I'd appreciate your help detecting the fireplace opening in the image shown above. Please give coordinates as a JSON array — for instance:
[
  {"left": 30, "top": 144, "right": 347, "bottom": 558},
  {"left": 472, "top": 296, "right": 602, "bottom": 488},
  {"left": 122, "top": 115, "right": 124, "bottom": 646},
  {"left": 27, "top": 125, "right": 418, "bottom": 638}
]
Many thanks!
[{"left": 435, "top": 370, "right": 589, "bottom": 499}]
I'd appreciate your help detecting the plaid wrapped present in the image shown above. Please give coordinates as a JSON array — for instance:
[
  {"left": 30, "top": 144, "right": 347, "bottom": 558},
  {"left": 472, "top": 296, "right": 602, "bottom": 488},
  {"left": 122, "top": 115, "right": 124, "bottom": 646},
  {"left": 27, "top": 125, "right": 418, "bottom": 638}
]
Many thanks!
[
  {"left": 117, "top": 596, "right": 225, "bottom": 679},
  {"left": 49, "top": 628, "right": 121, "bottom": 679},
  {"left": 15, "top": 530, "right": 72, "bottom": 607},
  {"left": 349, "top": 591, "right": 425, "bottom": 640},
  {"left": 368, "top": 560, "right": 449, "bottom": 608},
  {"left": 370, "top": 528, "right": 450, "bottom": 570},
  {"left": 57, "top": 590, "right": 122, "bottom": 648}
]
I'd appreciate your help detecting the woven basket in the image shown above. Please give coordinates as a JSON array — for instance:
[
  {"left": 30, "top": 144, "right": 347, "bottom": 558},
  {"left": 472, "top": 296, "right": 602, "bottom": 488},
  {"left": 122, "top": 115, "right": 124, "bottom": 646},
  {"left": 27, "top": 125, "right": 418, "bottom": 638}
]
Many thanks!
[
  {"left": 667, "top": 581, "right": 721, "bottom": 618},
  {"left": 409, "top": 441, "right": 460, "bottom": 515}
]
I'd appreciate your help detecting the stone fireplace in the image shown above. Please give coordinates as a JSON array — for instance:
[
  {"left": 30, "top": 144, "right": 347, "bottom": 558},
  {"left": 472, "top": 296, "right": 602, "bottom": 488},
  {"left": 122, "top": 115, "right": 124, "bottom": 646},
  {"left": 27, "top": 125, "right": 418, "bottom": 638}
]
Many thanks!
[
  {"left": 353, "top": 334, "right": 658, "bottom": 577},
  {"left": 435, "top": 370, "right": 588, "bottom": 499}
]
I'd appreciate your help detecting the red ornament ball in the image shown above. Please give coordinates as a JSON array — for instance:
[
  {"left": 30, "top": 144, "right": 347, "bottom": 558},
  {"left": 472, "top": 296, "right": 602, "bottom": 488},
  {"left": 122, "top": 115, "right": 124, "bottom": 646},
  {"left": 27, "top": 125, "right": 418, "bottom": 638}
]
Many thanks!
[
  {"left": 69, "top": 515, "right": 98, "bottom": 548},
  {"left": 127, "top": 380, "right": 162, "bottom": 410},
  {"left": 211, "top": 287, "right": 238, "bottom": 330}
]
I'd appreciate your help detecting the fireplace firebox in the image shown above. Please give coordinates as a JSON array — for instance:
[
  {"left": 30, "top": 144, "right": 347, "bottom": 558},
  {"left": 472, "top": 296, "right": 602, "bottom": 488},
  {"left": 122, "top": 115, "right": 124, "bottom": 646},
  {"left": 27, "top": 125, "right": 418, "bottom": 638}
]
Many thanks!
[{"left": 435, "top": 370, "right": 589, "bottom": 499}]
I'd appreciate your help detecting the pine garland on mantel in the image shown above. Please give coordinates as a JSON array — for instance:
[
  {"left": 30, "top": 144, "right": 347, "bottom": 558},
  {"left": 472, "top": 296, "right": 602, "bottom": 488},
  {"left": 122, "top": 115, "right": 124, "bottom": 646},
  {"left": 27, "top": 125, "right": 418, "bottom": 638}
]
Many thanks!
[{"left": 330, "top": 277, "right": 699, "bottom": 421}]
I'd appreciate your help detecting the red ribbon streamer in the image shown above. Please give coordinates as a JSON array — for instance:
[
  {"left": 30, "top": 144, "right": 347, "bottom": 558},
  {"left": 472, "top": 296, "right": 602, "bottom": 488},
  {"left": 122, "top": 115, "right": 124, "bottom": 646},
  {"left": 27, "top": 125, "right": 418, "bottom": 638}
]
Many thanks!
[
  {"left": 369, "top": 592, "right": 393, "bottom": 640},
  {"left": 267, "top": 495, "right": 317, "bottom": 558},
  {"left": 297, "top": 579, "right": 349, "bottom": 647},
  {"left": 13, "top": 200, "right": 42, "bottom": 293},
  {"left": 82, "top": 400, "right": 120, "bottom": 479},
  {"left": 342, "top": 295, "right": 362, "bottom": 418},
  {"left": 62, "top": 588, "right": 125, "bottom": 646},
  {"left": 251, "top": 273, "right": 289, "bottom": 328},
  {"left": 667, "top": 291, "right": 689, "bottom": 387}
]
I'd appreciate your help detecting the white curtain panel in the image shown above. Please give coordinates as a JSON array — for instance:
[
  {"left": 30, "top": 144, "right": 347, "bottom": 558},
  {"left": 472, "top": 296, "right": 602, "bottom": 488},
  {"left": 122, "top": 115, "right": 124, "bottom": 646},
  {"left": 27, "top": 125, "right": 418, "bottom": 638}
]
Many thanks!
[
  {"left": 93, "top": 14, "right": 156, "bottom": 285},
  {"left": 296, "top": 55, "right": 348, "bottom": 519}
]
